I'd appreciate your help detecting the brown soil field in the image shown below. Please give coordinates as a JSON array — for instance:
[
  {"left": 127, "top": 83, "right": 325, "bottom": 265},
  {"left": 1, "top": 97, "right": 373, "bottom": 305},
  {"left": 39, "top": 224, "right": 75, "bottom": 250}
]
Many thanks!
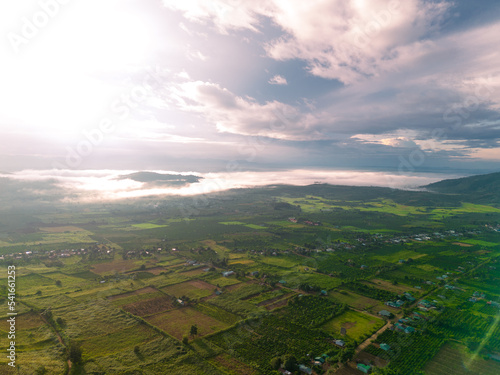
[
  {"left": 145, "top": 307, "right": 228, "bottom": 340},
  {"left": 366, "top": 279, "right": 419, "bottom": 294},
  {"left": 39, "top": 226, "right": 86, "bottom": 233},
  {"left": 257, "top": 292, "right": 293, "bottom": 307},
  {"left": 122, "top": 296, "right": 176, "bottom": 317},
  {"left": 187, "top": 280, "right": 216, "bottom": 290},
  {"left": 161, "top": 280, "right": 215, "bottom": 300},
  {"left": 453, "top": 242, "right": 473, "bottom": 247},
  {"left": 126, "top": 266, "right": 166, "bottom": 275},
  {"left": 179, "top": 268, "right": 207, "bottom": 277},
  {"left": 265, "top": 298, "right": 290, "bottom": 310},
  {"left": 107, "top": 286, "right": 158, "bottom": 301},
  {"left": 0, "top": 311, "right": 45, "bottom": 331},
  {"left": 212, "top": 354, "right": 257, "bottom": 375},
  {"left": 355, "top": 350, "right": 389, "bottom": 368},
  {"left": 91, "top": 259, "right": 146, "bottom": 275}
]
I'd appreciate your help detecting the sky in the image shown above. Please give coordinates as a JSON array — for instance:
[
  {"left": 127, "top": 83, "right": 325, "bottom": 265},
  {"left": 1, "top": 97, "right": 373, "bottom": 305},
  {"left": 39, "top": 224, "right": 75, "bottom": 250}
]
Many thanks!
[{"left": 0, "top": 0, "right": 500, "bottom": 199}]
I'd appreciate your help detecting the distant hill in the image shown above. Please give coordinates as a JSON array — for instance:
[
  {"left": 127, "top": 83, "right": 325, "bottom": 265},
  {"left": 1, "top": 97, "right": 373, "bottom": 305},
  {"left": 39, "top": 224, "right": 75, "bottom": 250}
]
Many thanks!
[{"left": 423, "top": 172, "right": 500, "bottom": 205}]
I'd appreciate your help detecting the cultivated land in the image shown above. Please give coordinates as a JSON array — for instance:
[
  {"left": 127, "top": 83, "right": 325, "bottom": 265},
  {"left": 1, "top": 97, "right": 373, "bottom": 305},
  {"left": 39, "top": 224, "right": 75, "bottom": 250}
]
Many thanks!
[{"left": 0, "top": 176, "right": 499, "bottom": 374}]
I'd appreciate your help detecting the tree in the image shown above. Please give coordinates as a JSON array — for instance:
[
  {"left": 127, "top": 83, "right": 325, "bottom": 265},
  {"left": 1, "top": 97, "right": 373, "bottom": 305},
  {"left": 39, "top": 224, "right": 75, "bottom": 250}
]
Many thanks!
[
  {"left": 190, "top": 324, "right": 198, "bottom": 336},
  {"left": 270, "top": 356, "right": 281, "bottom": 370},
  {"left": 283, "top": 355, "right": 298, "bottom": 372},
  {"left": 55, "top": 280, "right": 62, "bottom": 287},
  {"left": 68, "top": 343, "right": 83, "bottom": 364},
  {"left": 182, "top": 336, "right": 189, "bottom": 345}
]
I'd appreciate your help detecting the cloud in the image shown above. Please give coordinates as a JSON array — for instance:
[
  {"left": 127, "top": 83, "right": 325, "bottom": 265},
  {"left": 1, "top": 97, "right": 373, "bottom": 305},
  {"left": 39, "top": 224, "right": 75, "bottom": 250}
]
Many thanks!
[
  {"left": 163, "top": 0, "right": 453, "bottom": 84},
  {"left": 0, "top": 168, "right": 455, "bottom": 203},
  {"left": 162, "top": 0, "right": 271, "bottom": 34},
  {"left": 166, "top": 80, "right": 328, "bottom": 140},
  {"left": 268, "top": 74, "right": 288, "bottom": 85}
]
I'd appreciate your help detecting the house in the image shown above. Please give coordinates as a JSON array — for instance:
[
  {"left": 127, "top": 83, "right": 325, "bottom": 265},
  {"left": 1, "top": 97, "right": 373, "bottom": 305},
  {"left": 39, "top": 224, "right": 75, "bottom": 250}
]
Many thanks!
[
  {"left": 250, "top": 271, "right": 259, "bottom": 277},
  {"left": 334, "top": 339, "right": 345, "bottom": 347},
  {"left": 320, "top": 290, "right": 328, "bottom": 296},
  {"left": 299, "top": 365, "right": 312, "bottom": 374},
  {"left": 404, "top": 326, "right": 415, "bottom": 334},
  {"left": 177, "top": 299, "right": 185, "bottom": 306},
  {"left": 314, "top": 356, "right": 325, "bottom": 364},
  {"left": 222, "top": 271, "right": 235, "bottom": 277},
  {"left": 404, "top": 293, "right": 416, "bottom": 302},
  {"left": 380, "top": 343, "right": 391, "bottom": 351},
  {"left": 357, "top": 363, "right": 371, "bottom": 373},
  {"left": 378, "top": 310, "right": 393, "bottom": 318}
]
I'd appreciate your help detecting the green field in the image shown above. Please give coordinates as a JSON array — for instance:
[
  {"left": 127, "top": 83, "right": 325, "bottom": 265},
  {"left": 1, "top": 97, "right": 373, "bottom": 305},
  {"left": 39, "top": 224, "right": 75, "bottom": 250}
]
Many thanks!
[
  {"left": 132, "top": 223, "right": 169, "bottom": 229},
  {"left": 1, "top": 180, "right": 500, "bottom": 374},
  {"left": 322, "top": 309, "right": 385, "bottom": 341},
  {"left": 424, "top": 343, "right": 500, "bottom": 375}
]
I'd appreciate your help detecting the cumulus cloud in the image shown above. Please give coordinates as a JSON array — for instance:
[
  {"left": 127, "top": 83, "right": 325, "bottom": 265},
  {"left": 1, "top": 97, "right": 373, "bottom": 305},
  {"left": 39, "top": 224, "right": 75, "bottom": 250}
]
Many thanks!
[
  {"left": 268, "top": 75, "right": 288, "bottom": 85},
  {"left": 165, "top": 80, "right": 327, "bottom": 140},
  {"left": 164, "top": 0, "right": 453, "bottom": 84}
]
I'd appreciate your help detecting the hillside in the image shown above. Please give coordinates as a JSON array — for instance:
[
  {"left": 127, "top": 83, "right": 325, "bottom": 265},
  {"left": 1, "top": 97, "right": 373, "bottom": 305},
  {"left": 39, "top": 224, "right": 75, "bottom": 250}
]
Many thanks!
[{"left": 424, "top": 172, "right": 500, "bottom": 206}]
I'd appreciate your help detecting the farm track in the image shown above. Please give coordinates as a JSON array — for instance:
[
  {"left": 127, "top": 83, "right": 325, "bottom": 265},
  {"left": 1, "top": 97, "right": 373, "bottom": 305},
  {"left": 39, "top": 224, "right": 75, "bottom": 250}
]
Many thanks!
[
  {"left": 40, "top": 313, "right": 72, "bottom": 375},
  {"left": 352, "top": 257, "right": 493, "bottom": 363}
]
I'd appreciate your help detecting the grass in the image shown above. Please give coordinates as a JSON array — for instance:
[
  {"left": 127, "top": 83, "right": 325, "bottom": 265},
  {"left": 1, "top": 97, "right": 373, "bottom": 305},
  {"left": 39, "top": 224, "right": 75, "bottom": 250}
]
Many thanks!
[
  {"left": 90, "top": 259, "right": 143, "bottom": 275},
  {"left": 373, "top": 250, "right": 427, "bottom": 263},
  {"left": 161, "top": 280, "right": 215, "bottom": 300},
  {"left": 145, "top": 307, "right": 229, "bottom": 340},
  {"left": 424, "top": 343, "right": 500, "bottom": 375},
  {"left": 219, "top": 221, "right": 246, "bottom": 225},
  {"left": 322, "top": 309, "right": 385, "bottom": 341},
  {"left": 220, "top": 221, "right": 267, "bottom": 230},
  {"left": 328, "top": 290, "right": 388, "bottom": 313},
  {"left": 132, "top": 223, "right": 169, "bottom": 229},
  {"left": 367, "top": 279, "right": 421, "bottom": 294},
  {"left": 429, "top": 202, "right": 500, "bottom": 220},
  {"left": 460, "top": 239, "right": 499, "bottom": 247},
  {"left": 259, "top": 256, "right": 297, "bottom": 268},
  {"left": 55, "top": 300, "right": 138, "bottom": 339},
  {"left": 82, "top": 324, "right": 161, "bottom": 358},
  {"left": 207, "top": 276, "right": 242, "bottom": 287}
]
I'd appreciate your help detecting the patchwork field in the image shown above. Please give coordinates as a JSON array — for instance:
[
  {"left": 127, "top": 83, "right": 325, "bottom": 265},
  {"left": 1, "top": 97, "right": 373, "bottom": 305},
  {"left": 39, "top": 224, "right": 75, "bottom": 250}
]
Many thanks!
[
  {"left": 145, "top": 307, "right": 229, "bottom": 340},
  {"left": 328, "top": 290, "right": 394, "bottom": 314},
  {"left": 91, "top": 259, "right": 144, "bottom": 275},
  {"left": 211, "top": 354, "right": 257, "bottom": 375},
  {"left": 322, "top": 310, "right": 385, "bottom": 341},
  {"left": 122, "top": 296, "right": 176, "bottom": 316},
  {"left": 82, "top": 324, "right": 161, "bottom": 359},
  {"left": 367, "top": 279, "right": 421, "bottom": 294},
  {"left": 161, "top": 280, "right": 215, "bottom": 299},
  {"left": 1, "top": 179, "right": 499, "bottom": 374}
]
